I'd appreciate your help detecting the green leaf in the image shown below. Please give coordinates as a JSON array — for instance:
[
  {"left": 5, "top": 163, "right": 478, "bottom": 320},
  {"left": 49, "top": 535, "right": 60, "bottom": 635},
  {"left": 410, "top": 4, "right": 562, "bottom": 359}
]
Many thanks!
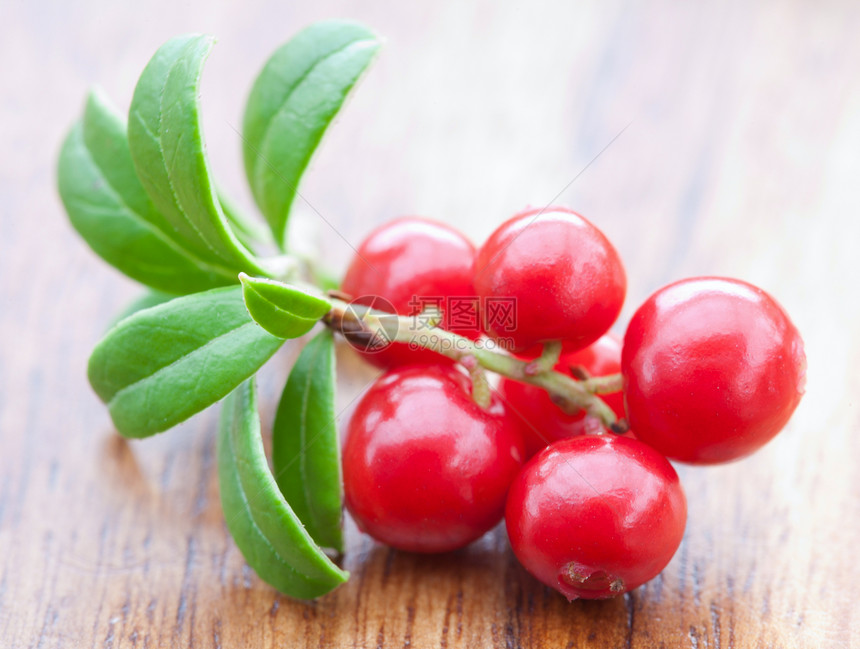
[
  {"left": 272, "top": 330, "right": 342, "bottom": 551},
  {"left": 57, "top": 90, "right": 237, "bottom": 294},
  {"left": 218, "top": 379, "right": 348, "bottom": 598},
  {"left": 239, "top": 273, "right": 330, "bottom": 339},
  {"left": 128, "top": 34, "right": 273, "bottom": 276},
  {"left": 88, "top": 286, "right": 284, "bottom": 438},
  {"left": 242, "top": 20, "right": 381, "bottom": 248}
]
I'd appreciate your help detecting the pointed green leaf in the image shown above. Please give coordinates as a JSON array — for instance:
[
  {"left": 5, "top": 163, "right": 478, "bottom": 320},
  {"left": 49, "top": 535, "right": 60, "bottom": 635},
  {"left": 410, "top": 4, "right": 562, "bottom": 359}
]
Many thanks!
[
  {"left": 239, "top": 273, "right": 330, "bottom": 339},
  {"left": 57, "top": 90, "right": 237, "bottom": 294},
  {"left": 242, "top": 20, "right": 381, "bottom": 248},
  {"left": 218, "top": 379, "right": 348, "bottom": 598},
  {"left": 272, "top": 330, "right": 342, "bottom": 551},
  {"left": 88, "top": 286, "right": 283, "bottom": 438},
  {"left": 128, "top": 34, "right": 272, "bottom": 276}
]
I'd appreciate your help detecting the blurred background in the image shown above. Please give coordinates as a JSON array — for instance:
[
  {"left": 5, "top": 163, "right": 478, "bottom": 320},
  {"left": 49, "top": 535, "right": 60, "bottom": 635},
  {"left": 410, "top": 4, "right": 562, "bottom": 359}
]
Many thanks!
[{"left": 1, "top": 1, "right": 858, "bottom": 647}]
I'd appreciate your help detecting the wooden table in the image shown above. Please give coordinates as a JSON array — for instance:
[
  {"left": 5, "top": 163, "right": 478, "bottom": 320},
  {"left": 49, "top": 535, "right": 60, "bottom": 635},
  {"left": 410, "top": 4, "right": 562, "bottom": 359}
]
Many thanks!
[{"left": 2, "top": 1, "right": 858, "bottom": 647}]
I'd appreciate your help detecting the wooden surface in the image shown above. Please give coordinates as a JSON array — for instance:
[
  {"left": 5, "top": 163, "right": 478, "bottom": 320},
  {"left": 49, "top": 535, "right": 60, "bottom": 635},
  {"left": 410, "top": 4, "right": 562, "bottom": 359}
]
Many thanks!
[{"left": 2, "top": 1, "right": 859, "bottom": 647}]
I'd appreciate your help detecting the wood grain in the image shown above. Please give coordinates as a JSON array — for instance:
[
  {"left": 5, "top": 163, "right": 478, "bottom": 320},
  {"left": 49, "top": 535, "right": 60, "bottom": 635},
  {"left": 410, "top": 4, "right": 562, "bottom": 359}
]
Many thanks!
[{"left": 2, "top": 1, "right": 859, "bottom": 647}]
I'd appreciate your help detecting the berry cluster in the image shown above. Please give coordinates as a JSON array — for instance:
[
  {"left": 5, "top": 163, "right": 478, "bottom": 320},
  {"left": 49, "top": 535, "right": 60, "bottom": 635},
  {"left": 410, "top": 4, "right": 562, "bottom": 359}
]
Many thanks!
[
  {"left": 57, "top": 21, "right": 809, "bottom": 603},
  {"left": 337, "top": 207, "right": 806, "bottom": 600}
]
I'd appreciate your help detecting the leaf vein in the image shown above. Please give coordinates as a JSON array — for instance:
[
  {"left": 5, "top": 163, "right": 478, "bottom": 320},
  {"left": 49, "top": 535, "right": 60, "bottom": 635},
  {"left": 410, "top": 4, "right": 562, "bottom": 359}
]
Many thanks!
[
  {"left": 154, "top": 52, "right": 230, "bottom": 264},
  {"left": 106, "top": 320, "right": 259, "bottom": 408},
  {"left": 73, "top": 138, "right": 236, "bottom": 281}
]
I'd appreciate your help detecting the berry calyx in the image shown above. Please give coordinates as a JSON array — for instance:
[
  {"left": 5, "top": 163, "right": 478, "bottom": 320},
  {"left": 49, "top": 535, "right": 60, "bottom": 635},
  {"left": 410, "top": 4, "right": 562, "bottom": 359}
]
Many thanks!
[
  {"left": 473, "top": 206, "right": 626, "bottom": 353},
  {"left": 622, "top": 277, "right": 806, "bottom": 464},
  {"left": 342, "top": 365, "right": 525, "bottom": 553},
  {"left": 499, "top": 334, "right": 627, "bottom": 458},
  {"left": 505, "top": 435, "right": 687, "bottom": 600},
  {"left": 340, "top": 217, "right": 479, "bottom": 367}
]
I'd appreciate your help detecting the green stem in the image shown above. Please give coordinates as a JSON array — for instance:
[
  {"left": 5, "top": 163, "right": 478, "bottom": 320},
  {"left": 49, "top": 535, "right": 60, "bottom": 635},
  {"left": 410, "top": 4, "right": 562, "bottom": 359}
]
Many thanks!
[
  {"left": 461, "top": 355, "right": 492, "bottom": 409},
  {"left": 324, "top": 298, "right": 627, "bottom": 432},
  {"left": 584, "top": 373, "right": 624, "bottom": 395},
  {"left": 524, "top": 341, "right": 563, "bottom": 375}
]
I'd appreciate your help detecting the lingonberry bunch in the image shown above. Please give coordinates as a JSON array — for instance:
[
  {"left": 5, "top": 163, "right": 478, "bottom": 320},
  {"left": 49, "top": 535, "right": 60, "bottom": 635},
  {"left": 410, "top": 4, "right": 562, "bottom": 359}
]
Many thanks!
[
  {"left": 335, "top": 208, "right": 806, "bottom": 600},
  {"left": 60, "top": 21, "right": 806, "bottom": 603}
]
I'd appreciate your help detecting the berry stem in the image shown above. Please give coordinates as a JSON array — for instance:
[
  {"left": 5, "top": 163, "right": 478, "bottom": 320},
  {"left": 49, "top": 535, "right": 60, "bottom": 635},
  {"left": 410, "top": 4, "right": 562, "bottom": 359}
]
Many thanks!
[
  {"left": 584, "top": 373, "right": 624, "bottom": 395},
  {"left": 524, "top": 341, "right": 562, "bottom": 376},
  {"left": 461, "top": 355, "right": 492, "bottom": 409},
  {"left": 324, "top": 298, "right": 626, "bottom": 431}
]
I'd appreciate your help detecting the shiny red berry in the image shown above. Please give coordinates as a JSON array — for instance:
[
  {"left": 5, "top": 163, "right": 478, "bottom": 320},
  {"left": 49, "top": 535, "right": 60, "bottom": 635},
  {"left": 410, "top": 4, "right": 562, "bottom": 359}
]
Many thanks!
[
  {"left": 499, "top": 334, "right": 627, "bottom": 459},
  {"left": 343, "top": 365, "right": 525, "bottom": 553},
  {"left": 622, "top": 277, "right": 806, "bottom": 464},
  {"left": 505, "top": 435, "right": 686, "bottom": 600},
  {"left": 473, "top": 206, "right": 626, "bottom": 353},
  {"left": 340, "top": 217, "right": 479, "bottom": 368}
]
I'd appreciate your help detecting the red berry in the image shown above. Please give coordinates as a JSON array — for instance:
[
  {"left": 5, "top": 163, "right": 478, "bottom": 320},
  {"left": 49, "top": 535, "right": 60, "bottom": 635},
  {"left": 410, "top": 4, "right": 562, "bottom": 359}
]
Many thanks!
[
  {"left": 622, "top": 277, "right": 806, "bottom": 464},
  {"left": 499, "top": 334, "right": 627, "bottom": 459},
  {"left": 473, "top": 206, "right": 626, "bottom": 353},
  {"left": 343, "top": 365, "right": 525, "bottom": 553},
  {"left": 340, "top": 217, "right": 479, "bottom": 368},
  {"left": 505, "top": 435, "right": 686, "bottom": 600}
]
